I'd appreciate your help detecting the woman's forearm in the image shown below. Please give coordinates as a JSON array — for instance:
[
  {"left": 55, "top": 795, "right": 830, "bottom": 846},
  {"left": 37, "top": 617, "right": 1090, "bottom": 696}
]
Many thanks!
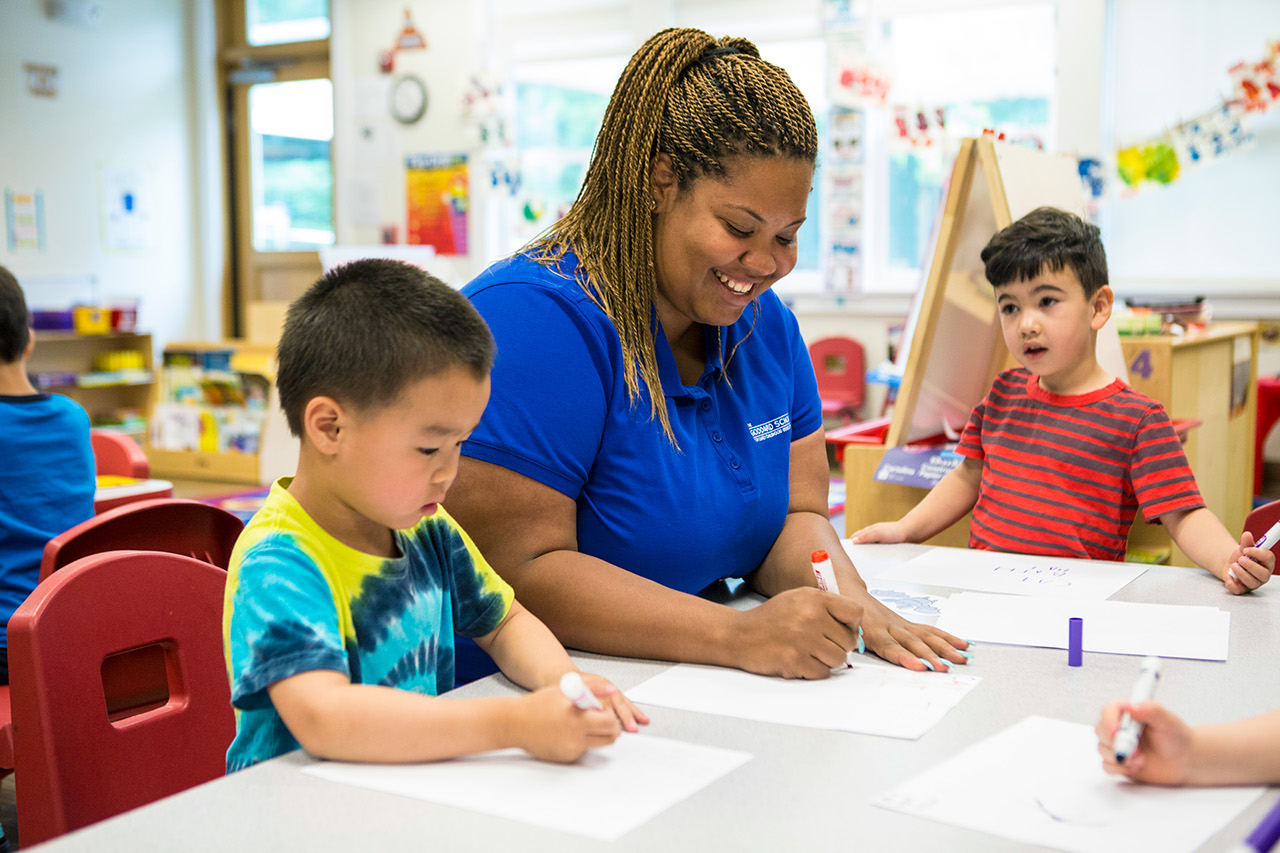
[{"left": 508, "top": 548, "right": 745, "bottom": 668}]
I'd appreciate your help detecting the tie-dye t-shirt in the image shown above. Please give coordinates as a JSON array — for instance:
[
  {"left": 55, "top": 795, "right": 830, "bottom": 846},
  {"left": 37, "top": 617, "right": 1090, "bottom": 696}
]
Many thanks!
[{"left": 223, "top": 478, "right": 514, "bottom": 772}]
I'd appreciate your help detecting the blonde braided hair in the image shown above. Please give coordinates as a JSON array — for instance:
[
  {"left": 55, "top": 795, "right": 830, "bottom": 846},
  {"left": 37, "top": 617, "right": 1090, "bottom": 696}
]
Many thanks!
[{"left": 526, "top": 27, "right": 818, "bottom": 445}]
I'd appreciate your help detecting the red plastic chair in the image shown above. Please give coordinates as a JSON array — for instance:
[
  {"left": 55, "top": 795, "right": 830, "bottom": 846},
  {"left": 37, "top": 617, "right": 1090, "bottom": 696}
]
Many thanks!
[
  {"left": 1245, "top": 499, "right": 1280, "bottom": 575},
  {"left": 90, "top": 429, "right": 151, "bottom": 478},
  {"left": 809, "top": 336, "right": 866, "bottom": 425},
  {"left": 1257, "top": 377, "right": 1280, "bottom": 497},
  {"left": 40, "top": 498, "right": 244, "bottom": 582},
  {"left": 8, "top": 550, "right": 235, "bottom": 845}
]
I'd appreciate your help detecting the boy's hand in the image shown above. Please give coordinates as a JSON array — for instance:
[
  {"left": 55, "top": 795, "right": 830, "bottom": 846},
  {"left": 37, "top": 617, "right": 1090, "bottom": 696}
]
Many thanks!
[
  {"left": 577, "top": 671, "right": 650, "bottom": 733},
  {"left": 515, "top": 685, "right": 622, "bottom": 763},
  {"left": 849, "top": 521, "right": 909, "bottom": 544},
  {"left": 1095, "top": 700, "right": 1194, "bottom": 785},
  {"left": 1223, "top": 532, "right": 1274, "bottom": 595}
]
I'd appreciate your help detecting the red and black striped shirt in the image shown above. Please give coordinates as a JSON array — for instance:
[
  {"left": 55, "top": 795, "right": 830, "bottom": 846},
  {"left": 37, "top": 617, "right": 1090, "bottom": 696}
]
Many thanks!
[{"left": 956, "top": 368, "right": 1204, "bottom": 562}]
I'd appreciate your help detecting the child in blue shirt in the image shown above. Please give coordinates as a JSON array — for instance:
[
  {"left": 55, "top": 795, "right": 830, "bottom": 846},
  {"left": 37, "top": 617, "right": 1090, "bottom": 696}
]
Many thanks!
[
  {"left": 0, "top": 266, "right": 94, "bottom": 684},
  {"left": 223, "top": 259, "right": 645, "bottom": 772}
]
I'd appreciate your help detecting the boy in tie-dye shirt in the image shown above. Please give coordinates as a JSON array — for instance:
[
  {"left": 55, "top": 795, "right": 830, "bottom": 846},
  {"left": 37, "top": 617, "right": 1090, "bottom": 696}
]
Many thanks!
[{"left": 224, "top": 259, "right": 647, "bottom": 773}]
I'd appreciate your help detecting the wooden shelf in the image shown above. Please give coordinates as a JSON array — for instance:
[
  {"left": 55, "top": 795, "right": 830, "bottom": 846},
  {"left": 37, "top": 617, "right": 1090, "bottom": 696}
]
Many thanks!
[
  {"left": 147, "top": 340, "right": 294, "bottom": 486},
  {"left": 26, "top": 332, "right": 155, "bottom": 429}
]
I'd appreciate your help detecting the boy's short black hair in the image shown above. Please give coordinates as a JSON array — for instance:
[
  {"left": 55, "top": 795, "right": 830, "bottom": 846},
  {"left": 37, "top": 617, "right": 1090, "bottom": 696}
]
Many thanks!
[
  {"left": 980, "top": 206, "right": 1108, "bottom": 298},
  {"left": 0, "top": 265, "right": 31, "bottom": 364},
  {"left": 276, "top": 259, "right": 494, "bottom": 437}
]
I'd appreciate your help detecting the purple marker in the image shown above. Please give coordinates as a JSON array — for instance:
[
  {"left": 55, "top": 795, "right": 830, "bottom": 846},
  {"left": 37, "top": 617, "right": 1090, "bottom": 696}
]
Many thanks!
[
  {"left": 1068, "top": 617, "right": 1083, "bottom": 667},
  {"left": 1255, "top": 520, "right": 1280, "bottom": 552},
  {"left": 1230, "top": 795, "right": 1280, "bottom": 853}
]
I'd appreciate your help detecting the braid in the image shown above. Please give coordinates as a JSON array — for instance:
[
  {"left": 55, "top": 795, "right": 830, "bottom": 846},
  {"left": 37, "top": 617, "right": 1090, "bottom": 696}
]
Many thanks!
[{"left": 527, "top": 28, "right": 817, "bottom": 446}]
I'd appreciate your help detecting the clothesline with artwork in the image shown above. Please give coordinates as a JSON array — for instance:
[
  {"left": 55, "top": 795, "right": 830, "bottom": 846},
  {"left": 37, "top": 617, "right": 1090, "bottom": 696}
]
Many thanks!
[{"left": 1116, "top": 39, "right": 1278, "bottom": 192}]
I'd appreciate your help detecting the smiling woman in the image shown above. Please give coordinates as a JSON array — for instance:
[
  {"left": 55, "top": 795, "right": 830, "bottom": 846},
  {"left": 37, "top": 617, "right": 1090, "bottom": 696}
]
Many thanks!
[{"left": 445, "top": 27, "right": 973, "bottom": 686}]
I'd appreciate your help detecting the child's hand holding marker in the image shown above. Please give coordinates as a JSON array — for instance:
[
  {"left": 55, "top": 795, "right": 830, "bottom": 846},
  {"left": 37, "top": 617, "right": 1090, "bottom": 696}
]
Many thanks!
[
  {"left": 517, "top": 670, "right": 647, "bottom": 764},
  {"left": 1223, "top": 521, "right": 1278, "bottom": 595},
  {"left": 561, "top": 670, "right": 649, "bottom": 734},
  {"left": 1096, "top": 697, "right": 1196, "bottom": 786}
]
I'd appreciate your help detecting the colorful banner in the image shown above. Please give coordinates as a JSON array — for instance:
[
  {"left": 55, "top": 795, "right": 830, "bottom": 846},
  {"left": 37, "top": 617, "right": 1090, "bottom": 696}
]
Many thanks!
[
  {"left": 1115, "top": 40, "right": 1274, "bottom": 192},
  {"left": 405, "top": 153, "right": 468, "bottom": 254}
]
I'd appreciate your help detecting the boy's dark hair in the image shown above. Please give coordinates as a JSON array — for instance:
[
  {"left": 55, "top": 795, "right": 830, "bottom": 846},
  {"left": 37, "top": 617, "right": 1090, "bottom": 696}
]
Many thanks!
[
  {"left": 980, "top": 206, "right": 1109, "bottom": 298},
  {"left": 0, "top": 265, "right": 31, "bottom": 364},
  {"left": 276, "top": 259, "right": 494, "bottom": 437}
]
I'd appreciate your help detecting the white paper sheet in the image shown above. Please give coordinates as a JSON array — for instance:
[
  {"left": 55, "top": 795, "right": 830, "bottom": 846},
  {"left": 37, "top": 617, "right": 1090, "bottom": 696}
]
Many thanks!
[
  {"left": 842, "top": 542, "right": 933, "bottom": 579},
  {"left": 868, "top": 581, "right": 947, "bottom": 625},
  {"left": 874, "top": 716, "right": 1263, "bottom": 853},
  {"left": 875, "top": 545, "right": 1147, "bottom": 599},
  {"left": 627, "top": 662, "right": 981, "bottom": 739},
  {"left": 301, "top": 733, "right": 750, "bottom": 842},
  {"left": 935, "top": 592, "right": 1230, "bottom": 660}
]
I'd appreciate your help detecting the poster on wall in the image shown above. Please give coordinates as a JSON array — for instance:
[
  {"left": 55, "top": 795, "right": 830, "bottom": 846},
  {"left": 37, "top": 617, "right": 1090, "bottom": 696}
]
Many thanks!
[
  {"left": 405, "top": 153, "right": 468, "bottom": 255},
  {"left": 100, "top": 166, "right": 154, "bottom": 252},
  {"left": 4, "top": 189, "right": 45, "bottom": 251}
]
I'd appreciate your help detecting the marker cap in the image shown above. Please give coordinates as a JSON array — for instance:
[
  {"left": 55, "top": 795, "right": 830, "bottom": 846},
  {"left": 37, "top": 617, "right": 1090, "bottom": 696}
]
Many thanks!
[{"left": 1068, "top": 616, "right": 1083, "bottom": 667}]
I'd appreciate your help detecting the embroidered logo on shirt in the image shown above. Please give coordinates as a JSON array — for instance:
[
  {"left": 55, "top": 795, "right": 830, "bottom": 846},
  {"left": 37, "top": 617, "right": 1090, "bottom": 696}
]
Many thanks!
[{"left": 748, "top": 413, "right": 792, "bottom": 442}]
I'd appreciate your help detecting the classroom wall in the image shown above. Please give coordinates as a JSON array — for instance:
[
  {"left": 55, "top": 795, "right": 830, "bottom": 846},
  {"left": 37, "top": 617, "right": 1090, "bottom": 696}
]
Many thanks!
[
  {"left": 1101, "top": 0, "right": 1280, "bottom": 299},
  {"left": 0, "top": 1, "right": 213, "bottom": 348},
  {"left": 330, "top": 0, "right": 485, "bottom": 287},
  {"left": 2, "top": 1, "right": 1276, "bottom": 459}
]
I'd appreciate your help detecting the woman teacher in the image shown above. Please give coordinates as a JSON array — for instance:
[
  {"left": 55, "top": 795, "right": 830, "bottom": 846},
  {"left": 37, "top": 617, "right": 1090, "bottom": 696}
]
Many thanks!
[{"left": 449, "top": 27, "right": 971, "bottom": 680}]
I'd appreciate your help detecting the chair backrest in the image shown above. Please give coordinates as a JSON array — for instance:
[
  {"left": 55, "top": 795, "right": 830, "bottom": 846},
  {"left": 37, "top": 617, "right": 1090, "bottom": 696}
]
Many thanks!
[
  {"left": 808, "top": 336, "right": 866, "bottom": 409},
  {"left": 90, "top": 429, "right": 151, "bottom": 479},
  {"left": 1244, "top": 499, "right": 1280, "bottom": 574},
  {"left": 8, "top": 550, "right": 235, "bottom": 845},
  {"left": 41, "top": 498, "right": 245, "bottom": 582}
]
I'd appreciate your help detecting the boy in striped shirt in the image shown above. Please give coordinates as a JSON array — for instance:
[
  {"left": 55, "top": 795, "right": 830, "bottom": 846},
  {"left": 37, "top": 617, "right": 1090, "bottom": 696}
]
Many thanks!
[{"left": 851, "top": 207, "right": 1273, "bottom": 593}]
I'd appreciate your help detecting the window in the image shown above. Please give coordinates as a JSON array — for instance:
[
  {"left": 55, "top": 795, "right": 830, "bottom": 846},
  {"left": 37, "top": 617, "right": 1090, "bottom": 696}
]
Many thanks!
[
  {"left": 246, "top": 0, "right": 330, "bottom": 46},
  {"left": 483, "top": 2, "right": 1056, "bottom": 295},
  {"left": 219, "top": 0, "right": 331, "bottom": 336},
  {"left": 249, "top": 78, "right": 335, "bottom": 250},
  {"left": 498, "top": 56, "right": 621, "bottom": 257},
  {"left": 862, "top": 3, "right": 1057, "bottom": 292}
]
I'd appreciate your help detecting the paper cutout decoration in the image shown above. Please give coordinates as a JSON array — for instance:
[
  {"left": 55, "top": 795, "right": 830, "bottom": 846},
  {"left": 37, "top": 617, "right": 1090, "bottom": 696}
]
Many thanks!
[{"left": 396, "top": 8, "right": 426, "bottom": 50}]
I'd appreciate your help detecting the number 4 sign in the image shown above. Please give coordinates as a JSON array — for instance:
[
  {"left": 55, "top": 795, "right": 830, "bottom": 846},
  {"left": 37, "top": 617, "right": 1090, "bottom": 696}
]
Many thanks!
[{"left": 1129, "top": 348, "right": 1153, "bottom": 380}]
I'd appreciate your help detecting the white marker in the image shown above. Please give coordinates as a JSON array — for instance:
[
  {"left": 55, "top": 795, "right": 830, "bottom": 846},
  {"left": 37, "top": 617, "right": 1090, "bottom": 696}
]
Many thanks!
[
  {"left": 559, "top": 671, "right": 603, "bottom": 711},
  {"left": 1113, "top": 656, "right": 1162, "bottom": 764},
  {"left": 1254, "top": 520, "right": 1280, "bottom": 552},
  {"left": 810, "top": 549, "right": 862, "bottom": 666}
]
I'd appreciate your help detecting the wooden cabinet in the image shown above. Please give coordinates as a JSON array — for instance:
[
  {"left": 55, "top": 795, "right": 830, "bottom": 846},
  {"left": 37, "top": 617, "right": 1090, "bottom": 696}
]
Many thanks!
[
  {"left": 1121, "top": 322, "right": 1259, "bottom": 566},
  {"left": 25, "top": 331, "right": 154, "bottom": 441}
]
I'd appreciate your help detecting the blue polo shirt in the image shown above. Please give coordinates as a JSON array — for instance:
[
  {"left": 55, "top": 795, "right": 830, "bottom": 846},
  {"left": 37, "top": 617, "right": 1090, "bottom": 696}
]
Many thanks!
[{"left": 461, "top": 251, "right": 822, "bottom": 594}]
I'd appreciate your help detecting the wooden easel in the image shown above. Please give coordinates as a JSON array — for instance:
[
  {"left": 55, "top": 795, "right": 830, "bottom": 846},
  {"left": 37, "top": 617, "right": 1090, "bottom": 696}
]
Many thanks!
[{"left": 843, "top": 136, "right": 1096, "bottom": 544}]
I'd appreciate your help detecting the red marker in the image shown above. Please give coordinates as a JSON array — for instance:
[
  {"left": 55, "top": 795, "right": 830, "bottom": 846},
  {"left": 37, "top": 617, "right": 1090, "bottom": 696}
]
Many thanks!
[{"left": 811, "top": 549, "right": 863, "bottom": 664}]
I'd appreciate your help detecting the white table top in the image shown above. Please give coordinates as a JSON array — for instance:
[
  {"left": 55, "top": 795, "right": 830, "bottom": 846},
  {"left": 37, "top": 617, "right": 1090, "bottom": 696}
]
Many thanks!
[{"left": 36, "top": 549, "right": 1280, "bottom": 852}]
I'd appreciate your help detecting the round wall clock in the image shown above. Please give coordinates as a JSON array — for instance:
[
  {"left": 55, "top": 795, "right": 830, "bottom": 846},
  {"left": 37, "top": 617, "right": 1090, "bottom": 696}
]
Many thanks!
[{"left": 390, "top": 74, "right": 428, "bottom": 125}]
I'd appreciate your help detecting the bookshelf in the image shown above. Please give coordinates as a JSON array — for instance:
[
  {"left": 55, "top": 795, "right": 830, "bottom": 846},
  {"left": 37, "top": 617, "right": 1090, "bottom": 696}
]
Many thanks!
[{"left": 25, "top": 331, "right": 154, "bottom": 441}]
